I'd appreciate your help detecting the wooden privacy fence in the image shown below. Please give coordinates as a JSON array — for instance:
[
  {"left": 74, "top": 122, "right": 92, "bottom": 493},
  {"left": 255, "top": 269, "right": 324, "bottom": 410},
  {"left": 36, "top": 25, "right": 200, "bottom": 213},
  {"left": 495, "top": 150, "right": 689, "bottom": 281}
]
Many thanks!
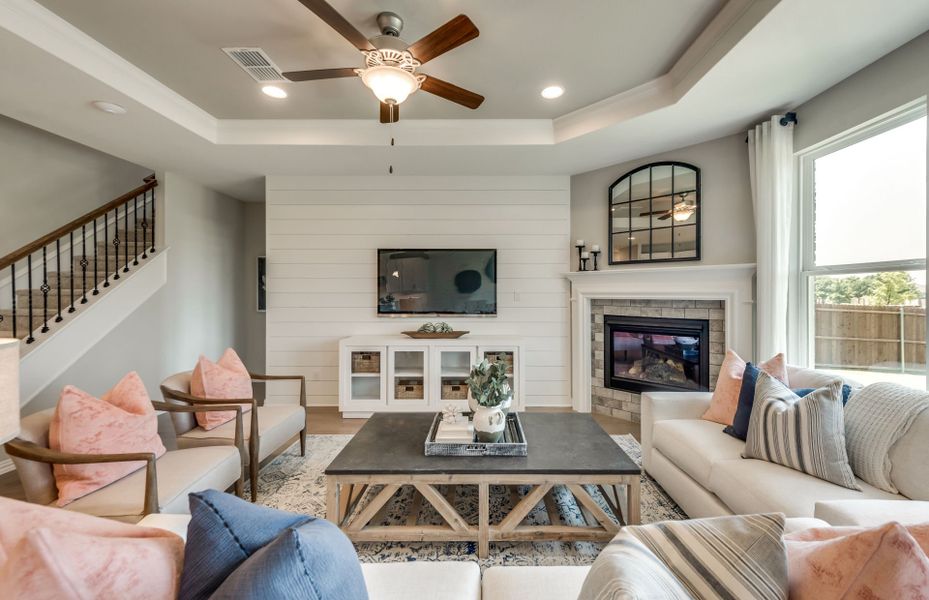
[{"left": 815, "top": 303, "right": 926, "bottom": 374}]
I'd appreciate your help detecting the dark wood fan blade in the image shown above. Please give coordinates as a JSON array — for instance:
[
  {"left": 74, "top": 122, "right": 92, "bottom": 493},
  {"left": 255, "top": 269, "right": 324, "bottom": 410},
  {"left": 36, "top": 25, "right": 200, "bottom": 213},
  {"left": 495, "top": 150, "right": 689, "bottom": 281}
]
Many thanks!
[
  {"left": 420, "top": 76, "right": 484, "bottom": 109},
  {"left": 408, "top": 15, "right": 479, "bottom": 64},
  {"left": 658, "top": 213, "right": 672, "bottom": 221},
  {"left": 295, "top": 0, "right": 375, "bottom": 51},
  {"left": 639, "top": 210, "right": 672, "bottom": 217},
  {"left": 379, "top": 102, "right": 399, "bottom": 123},
  {"left": 283, "top": 67, "right": 358, "bottom": 82}
]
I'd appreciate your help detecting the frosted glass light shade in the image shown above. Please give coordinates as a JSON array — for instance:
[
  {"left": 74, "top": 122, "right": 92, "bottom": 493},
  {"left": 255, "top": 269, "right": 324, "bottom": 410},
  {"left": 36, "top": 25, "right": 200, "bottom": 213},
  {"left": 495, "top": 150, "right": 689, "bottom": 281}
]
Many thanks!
[
  {"left": 360, "top": 66, "right": 418, "bottom": 105},
  {"left": 0, "top": 339, "right": 20, "bottom": 444}
]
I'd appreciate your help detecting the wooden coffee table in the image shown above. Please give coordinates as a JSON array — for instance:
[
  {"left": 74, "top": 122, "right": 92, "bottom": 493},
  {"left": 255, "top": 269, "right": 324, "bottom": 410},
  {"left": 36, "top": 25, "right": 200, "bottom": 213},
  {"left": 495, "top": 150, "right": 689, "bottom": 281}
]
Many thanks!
[{"left": 325, "top": 412, "right": 641, "bottom": 557}]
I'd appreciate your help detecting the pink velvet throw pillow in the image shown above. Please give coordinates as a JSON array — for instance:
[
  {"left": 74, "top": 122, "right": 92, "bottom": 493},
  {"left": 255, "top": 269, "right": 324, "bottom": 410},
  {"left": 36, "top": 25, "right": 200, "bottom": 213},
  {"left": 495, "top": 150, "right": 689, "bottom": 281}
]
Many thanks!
[
  {"left": 701, "top": 350, "right": 789, "bottom": 425},
  {"left": 0, "top": 496, "right": 183, "bottom": 600},
  {"left": 191, "top": 348, "right": 253, "bottom": 431},
  {"left": 785, "top": 523, "right": 929, "bottom": 600},
  {"left": 49, "top": 371, "right": 166, "bottom": 507}
]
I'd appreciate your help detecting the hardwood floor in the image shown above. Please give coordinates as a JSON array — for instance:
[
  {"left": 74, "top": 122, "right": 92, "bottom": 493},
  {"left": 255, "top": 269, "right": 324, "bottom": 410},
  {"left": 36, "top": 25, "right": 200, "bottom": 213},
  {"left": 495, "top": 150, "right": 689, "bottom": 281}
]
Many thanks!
[{"left": 0, "top": 406, "right": 639, "bottom": 502}]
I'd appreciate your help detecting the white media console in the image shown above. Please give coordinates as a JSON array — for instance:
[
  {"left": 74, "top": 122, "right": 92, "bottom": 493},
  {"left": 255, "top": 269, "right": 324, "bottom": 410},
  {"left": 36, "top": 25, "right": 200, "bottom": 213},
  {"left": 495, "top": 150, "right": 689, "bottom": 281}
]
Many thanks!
[{"left": 338, "top": 335, "right": 526, "bottom": 418}]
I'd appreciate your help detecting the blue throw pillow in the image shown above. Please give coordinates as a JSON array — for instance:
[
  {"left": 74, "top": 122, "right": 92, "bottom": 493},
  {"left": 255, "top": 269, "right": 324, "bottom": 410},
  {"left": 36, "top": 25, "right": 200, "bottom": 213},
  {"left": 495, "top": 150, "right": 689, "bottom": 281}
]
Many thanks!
[
  {"left": 792, "top": 385, "right": 853, "bottom": 406},
  {"left": 210, "top": 518, "right": 369, "bottom": 600},
  {"left": 179, "top": 490, "right": 366, "bottom": 600},
  {"left": 723, "top": 362, "right": 760, "bottom": 441}
]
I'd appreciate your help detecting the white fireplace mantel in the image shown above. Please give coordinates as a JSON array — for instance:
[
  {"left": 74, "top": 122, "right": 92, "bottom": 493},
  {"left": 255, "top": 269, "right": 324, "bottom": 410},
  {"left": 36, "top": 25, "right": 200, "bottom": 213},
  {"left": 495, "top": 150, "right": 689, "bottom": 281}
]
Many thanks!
[{"left": 565, "top": 263, "right": 756, "bottom": 412}]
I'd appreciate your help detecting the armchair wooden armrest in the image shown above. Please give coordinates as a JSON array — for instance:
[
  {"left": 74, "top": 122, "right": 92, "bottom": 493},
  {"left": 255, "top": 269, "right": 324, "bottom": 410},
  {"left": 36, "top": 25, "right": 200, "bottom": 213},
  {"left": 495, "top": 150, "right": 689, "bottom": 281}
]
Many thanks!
[
  {"left": 151, "top": 401, "right": 246, "bottom": 498},
  {"left": 248, "top": 373, "right": 307, "bottom": 408},
  {"left": 3, "top": 438, "right": 159, "bottom": 516},
  {"left": 160, "top": 386, "right": 256, "bottom": 408}
]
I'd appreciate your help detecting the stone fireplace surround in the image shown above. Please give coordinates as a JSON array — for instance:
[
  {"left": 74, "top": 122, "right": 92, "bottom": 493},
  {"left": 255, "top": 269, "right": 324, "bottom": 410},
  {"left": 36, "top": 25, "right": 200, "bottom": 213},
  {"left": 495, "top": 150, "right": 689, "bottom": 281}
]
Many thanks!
[
  {"left": 592, "top": 299, "right": 725, "bottom": 421},
  {"left": 566, "top": 264, "right": 756, "bottom": 417}
]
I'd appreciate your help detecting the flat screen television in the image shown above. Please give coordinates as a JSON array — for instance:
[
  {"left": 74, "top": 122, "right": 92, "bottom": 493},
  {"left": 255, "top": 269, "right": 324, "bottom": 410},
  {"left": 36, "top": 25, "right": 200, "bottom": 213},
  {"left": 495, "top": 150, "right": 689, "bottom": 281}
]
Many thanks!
[{"left": 377, "top": 249, "right": 497, "bottom": 316}]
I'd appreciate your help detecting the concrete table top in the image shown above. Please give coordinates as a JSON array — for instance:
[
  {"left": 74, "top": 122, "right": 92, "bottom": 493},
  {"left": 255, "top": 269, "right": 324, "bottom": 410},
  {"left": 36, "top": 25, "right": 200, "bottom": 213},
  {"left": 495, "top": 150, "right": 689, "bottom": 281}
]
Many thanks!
[{"left": 325, "top": 412, "right": 640, "bottom": 475}]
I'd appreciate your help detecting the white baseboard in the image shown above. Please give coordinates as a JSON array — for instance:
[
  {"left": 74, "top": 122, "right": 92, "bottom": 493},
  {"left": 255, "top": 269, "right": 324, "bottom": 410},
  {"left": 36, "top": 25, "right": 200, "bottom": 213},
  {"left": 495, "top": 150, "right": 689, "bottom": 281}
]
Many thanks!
[{"left": 0, "top": 458, "right": 15, "bottom": 476}]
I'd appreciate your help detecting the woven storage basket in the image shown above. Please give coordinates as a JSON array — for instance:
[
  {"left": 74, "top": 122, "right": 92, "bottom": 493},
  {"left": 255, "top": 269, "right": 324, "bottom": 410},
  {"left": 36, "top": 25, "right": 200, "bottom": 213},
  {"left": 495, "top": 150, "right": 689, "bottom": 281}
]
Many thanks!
[
  {"left": 351, "top": 352, "right": 380, "bottom": 373},
  {"left": 485, "top": 352, "right": 514, "bottom": 372},
  {"left": 442, "top": 380, "right": 468, "bottom": 400},
  {"left": 395, "top": 380, "right": 424, "bottom": 399}
]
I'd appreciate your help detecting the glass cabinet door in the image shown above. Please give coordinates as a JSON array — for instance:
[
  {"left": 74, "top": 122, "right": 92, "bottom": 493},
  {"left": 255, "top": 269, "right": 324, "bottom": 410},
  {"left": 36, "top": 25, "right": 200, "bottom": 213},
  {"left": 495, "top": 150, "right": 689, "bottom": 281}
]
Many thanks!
[
  {"left": 479, "top": 346, "right": 518, "bottom": 408},
  {"left": 388, "top": 346, "right": 429, "bottom": 409},
  {"left": 432, "top": 347, "right": 476, "bottom": 410},
  {"left": 346, "top": 347, "right": 386, "bottom": 406}
]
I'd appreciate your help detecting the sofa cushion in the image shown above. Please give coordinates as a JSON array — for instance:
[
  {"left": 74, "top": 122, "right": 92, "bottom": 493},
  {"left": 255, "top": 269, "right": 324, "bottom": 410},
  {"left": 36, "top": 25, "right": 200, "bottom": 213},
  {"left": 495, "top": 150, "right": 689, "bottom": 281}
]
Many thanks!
[
  {"left": 0, "top": 496, "right": 183, "bottom": 600},
  {"left": 888, "top": 407, "right": 929, "bottom": 500},
  {"left": 579, "top": 513, "right": 788, "bottom": 600},
  {"left": 483, "top": 566, "right": 589, "bottom": 600},
  {"left": 50, "top": 372, "right": 166, "bottom": 506},
  {"left": 844, "top": 382, "right": 929, "bottom": 495},
  {"left": 652, "top": 419, "right": 743, "bottom": 488},
  {"left": 710, "top": 458, "right": 902, "bottom": 518},
  {"left": 814, "top": 499, "right": 929, "bottom": 527},
  {"left": 744, "top": 373, "right": 858, "bottom": 490},
  {"left": 191, "top": 349, "right": 253, "bottom": 431},
  {"left": 62, "top": 446, "right": 241, "bottom": 521},
  {"left": 702, "top": 350, "right": 788, "bottom": 426},
  {"left": 364, "top": 562, "right": 480, "bottom": 600},
  {"left": 178, "top": 404, "right": 305, "bottom": 462},
  {"left": 784, "top": 522, "right": 929, "bottom": 600},
  {"left": 209, "top": 518, "right": 369, "bottom": 600}
]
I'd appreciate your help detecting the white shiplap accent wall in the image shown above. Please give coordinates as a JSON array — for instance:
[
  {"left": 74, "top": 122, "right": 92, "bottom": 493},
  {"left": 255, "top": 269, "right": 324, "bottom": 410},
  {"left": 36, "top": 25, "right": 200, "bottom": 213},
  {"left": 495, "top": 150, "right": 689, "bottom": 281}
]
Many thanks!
[{"left": 264, "top": 176, "right": 571, "bottom": 407}]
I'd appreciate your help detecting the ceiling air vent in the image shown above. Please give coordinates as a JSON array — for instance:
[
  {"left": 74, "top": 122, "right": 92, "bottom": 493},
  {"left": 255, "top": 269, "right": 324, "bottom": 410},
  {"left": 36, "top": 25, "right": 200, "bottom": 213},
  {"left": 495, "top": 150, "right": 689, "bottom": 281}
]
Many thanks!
[{"left": 222, "top": 47, "right": 286, "bottom": 83}]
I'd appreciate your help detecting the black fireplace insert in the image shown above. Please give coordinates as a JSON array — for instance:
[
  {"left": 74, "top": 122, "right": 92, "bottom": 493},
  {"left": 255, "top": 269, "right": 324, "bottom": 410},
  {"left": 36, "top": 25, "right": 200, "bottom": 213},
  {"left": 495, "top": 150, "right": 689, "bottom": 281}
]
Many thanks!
[{"left": 604, "top": 315, "right": 710, "bottom": 393}]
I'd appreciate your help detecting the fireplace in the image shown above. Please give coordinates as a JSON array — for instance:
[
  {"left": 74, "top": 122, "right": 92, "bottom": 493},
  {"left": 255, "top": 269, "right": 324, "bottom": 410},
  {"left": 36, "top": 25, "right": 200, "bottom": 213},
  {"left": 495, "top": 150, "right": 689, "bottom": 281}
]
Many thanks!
[{"left": 605, "top": 315, "right": 710, "bottom": 394}]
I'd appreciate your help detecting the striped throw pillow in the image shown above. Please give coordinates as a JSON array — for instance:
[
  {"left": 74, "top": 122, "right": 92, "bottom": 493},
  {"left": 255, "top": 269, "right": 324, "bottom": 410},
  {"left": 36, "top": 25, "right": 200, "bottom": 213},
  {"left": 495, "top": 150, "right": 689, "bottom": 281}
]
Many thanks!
[
  {"left": 579, "top": 513, "right": 788, "bottom": 600},
  {"left": 744, "top": 371, "right": 859, "bottom": 490}
]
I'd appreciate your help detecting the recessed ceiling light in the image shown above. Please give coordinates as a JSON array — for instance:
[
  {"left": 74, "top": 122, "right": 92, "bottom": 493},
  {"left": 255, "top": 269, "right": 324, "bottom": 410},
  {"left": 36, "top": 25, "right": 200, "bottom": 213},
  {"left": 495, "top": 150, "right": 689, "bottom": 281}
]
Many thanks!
[
  {"left": 91, "top": 101, "right": 127, "bottom": 115},
  {"left": 541, "top": 85, "right": 564, "bottom": 99},
  {"left": 262, "top": 85, "right": 288, "bottom": 99}
]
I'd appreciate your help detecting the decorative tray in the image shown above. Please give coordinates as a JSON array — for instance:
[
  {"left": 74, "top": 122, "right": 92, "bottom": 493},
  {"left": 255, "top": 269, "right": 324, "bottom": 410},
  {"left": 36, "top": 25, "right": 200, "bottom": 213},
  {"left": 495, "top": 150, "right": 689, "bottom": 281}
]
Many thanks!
[
  {"left": 402, "top": 331, "right": 469, "bottom": 339},
  {"left": 425, "top": 412, "right": 527, "bottom": 457}
]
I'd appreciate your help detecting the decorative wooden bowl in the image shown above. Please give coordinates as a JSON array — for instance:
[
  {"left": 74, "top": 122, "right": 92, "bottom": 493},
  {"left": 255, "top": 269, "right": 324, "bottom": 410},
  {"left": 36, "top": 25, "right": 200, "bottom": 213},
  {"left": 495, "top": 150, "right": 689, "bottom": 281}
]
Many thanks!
[{"left": 402, "top": 331, "right": 469, "bottom": 339}]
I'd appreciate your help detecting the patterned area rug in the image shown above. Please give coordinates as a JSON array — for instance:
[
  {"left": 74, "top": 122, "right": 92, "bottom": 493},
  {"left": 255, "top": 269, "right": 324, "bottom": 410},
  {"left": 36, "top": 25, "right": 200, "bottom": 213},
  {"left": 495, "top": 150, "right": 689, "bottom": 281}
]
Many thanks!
[{"left": 254, "top": 434, "right": 686, "bottom": 568}]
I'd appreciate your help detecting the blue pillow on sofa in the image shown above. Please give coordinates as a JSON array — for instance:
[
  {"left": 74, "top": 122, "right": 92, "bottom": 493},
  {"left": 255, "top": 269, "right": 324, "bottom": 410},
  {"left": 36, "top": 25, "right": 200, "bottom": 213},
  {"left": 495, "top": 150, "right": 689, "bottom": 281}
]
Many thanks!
[
  {"left": 179, "top": 490, "right": 368, "bottom": 600},
  {"left": 723, "top": 365, "right": 854, "bottom": 441}
]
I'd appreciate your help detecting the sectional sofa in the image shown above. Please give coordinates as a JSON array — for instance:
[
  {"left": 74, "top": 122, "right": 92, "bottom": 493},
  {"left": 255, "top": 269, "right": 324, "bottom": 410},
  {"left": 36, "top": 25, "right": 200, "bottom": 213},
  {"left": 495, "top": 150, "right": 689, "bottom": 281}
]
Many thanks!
[{"left": 641, "top": 365, "right": 929, "bottom": 521}]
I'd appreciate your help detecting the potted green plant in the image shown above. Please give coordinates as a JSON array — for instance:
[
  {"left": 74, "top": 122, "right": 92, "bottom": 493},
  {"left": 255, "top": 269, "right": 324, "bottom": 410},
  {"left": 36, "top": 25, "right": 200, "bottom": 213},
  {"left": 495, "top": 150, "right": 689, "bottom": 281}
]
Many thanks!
[{"left": 465, "top": 359, "right": 512, "bottom": 443}]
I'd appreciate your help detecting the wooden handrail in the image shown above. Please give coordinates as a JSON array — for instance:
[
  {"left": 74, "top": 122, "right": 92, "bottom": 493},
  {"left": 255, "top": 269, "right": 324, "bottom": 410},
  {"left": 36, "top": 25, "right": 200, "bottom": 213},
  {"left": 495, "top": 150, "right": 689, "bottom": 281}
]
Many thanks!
[{"left": 0, "top": 176, "right": 158, "bottom": 270}]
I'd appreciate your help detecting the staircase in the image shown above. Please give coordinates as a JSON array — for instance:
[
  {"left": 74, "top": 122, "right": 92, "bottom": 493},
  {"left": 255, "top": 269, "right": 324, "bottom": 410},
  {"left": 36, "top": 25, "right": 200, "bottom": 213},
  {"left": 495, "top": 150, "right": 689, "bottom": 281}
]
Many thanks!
[{"left": 0, "top": 177, "right": 158, "bottom": 347}]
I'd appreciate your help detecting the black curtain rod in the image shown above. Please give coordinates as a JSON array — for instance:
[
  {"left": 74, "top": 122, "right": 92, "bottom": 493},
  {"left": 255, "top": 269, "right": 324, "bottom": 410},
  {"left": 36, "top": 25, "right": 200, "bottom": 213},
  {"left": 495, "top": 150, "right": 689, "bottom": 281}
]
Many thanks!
[{"left": 745, "top": 112, "right": 797, "bottom": 142}]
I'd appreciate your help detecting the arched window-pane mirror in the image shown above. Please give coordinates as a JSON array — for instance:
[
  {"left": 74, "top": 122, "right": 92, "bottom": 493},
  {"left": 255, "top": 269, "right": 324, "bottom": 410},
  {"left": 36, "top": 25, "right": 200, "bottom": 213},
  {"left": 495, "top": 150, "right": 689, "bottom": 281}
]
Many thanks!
[{"left": 609, "top": 161, "right": 701, "bottom": 265}]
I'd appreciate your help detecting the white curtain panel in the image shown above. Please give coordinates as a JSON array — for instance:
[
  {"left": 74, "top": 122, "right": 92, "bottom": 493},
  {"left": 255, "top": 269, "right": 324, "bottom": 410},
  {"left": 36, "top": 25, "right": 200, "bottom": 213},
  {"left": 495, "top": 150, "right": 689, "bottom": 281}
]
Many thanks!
[{"left": 748, "top": 116, "right": 794, "bottom": 360}]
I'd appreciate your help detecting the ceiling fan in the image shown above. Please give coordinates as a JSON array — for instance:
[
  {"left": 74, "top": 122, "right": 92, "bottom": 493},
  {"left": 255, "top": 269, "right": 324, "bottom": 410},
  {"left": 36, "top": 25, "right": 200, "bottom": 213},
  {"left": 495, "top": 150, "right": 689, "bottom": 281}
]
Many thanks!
[
  {"left": 283, "top": 0, "right": 484, "bottom": 123},
  {"left": 639, "top": 192, "right": 697, "bottom": 222}
]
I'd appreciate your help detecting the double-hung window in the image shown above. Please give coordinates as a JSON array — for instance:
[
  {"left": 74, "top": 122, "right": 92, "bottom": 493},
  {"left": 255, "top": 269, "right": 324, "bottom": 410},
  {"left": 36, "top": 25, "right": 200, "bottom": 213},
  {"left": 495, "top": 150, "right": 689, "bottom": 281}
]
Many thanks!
[{"left": 798, "top": 102, "right": 927, "bottom": 388}]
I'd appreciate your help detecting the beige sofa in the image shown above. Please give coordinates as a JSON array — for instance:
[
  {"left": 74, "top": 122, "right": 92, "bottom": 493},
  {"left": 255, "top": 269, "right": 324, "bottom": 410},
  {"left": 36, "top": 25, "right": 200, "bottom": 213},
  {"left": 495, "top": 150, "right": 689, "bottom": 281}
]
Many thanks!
[
  {"left": 139, "top": 513, "right": 827, "bottom": 600},
  {"left": 641, "top": 365, "right": 928, "bottom": 521}
]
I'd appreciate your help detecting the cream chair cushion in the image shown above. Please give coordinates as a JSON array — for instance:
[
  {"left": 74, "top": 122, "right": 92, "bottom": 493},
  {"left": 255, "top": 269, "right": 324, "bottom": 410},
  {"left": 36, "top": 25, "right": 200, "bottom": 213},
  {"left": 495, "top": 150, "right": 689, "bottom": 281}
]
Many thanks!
[
  {"left": 652, "top": 419, "right": 744, "bottom": 488},
  {"left": 482, "top": 566, "right": 590, "bottom": 600},
  {"left": 60, "top": 446, "right": 242, "bottom": 522},
  {"left": 814, "top": 499, "right": 929, "bottom": 526},
  {"left": 12, "top": 409, "right": 58, "bottom": 505},
  {"left": 362, "top": 562, "right": 481, "bottom": 600},
  {"left": 176, "top": 405, "right": 305, "bottom": 462},
  {"left": 160, "top": 371, "right": 197, "bottom": 434}
]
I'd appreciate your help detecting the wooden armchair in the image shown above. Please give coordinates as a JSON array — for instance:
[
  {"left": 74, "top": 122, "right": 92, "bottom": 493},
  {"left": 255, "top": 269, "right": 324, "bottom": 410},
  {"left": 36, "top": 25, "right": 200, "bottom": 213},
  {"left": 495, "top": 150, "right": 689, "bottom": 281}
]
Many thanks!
[
  {"left": 160, "top": 370, "right": 307, "bottom": 501},
  {"left": 5, "top": 408, "right": 243, "bottom": 522}
]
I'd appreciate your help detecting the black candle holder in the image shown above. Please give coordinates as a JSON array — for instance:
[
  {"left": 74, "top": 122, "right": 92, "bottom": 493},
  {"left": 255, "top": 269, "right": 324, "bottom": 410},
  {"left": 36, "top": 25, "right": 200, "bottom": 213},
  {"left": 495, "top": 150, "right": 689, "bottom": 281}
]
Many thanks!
[
  {"left": 575, "top": 244, "right": 586, "bottom": 272},
  {"left": 581, "top": 257, "right": 590, "bottom": 272},
  {"left": 591, "top": 249, "right": 601, "bottom": 271}
]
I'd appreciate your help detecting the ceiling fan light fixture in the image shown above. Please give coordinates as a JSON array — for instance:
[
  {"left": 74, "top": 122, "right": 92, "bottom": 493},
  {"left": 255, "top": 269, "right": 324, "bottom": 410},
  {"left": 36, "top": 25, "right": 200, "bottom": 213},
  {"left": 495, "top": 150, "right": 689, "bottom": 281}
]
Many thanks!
[
  {"left": 672, "top": 202, "right": 696, "bottom": 222},
  {"left": 359, "top": 65, "right": 421, "bottom": 105},
  {"left": 261, "top": 85, "right": 288, "bottom": 99}
]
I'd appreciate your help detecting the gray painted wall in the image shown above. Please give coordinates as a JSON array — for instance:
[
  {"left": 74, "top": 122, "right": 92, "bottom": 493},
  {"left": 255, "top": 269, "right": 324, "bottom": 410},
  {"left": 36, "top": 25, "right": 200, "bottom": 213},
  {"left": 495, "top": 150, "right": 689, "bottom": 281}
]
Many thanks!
[
  {"left": 795, "top": 30, "right": 929, "bottom": 152},
  {"left": 242, "top": 202, "right": 266, "bottom": 397},
  {"left": 0, "top": 115, "right": 151, "bottom": 256},
  {"left": 571, "top": 133, "right": 755, "bottom": 268},
  {"left": 23, "top": 172, "right": 248, "bottom": 412}
]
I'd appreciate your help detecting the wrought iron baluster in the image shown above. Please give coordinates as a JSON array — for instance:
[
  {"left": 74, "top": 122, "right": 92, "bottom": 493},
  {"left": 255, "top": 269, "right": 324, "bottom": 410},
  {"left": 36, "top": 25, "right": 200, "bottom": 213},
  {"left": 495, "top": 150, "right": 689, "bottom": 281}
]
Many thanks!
[
  {"left": 103, "top": 211, "right": 110, "bottom": 288},
  {"left": 26, "top": 255, "right": 34, "bottom": 343},
  {"left": 40, "top": 246, "right": 50, "bottom": 333},
  {"left": 133, "top": 195, "right": 139, "bottom": 265},
  {"left": 123, "top": 201, "right": 129, "bottom": 272},
  {"left": 68, "top": 231, "right": 75, "bottom": 313},
  {"left": 10, "top": 264, "right": 16, "bottom": 339},
  {"left": 55, "top": 239, "right": 62, "bottom": 323},
  {"left": 92, "top": 218, "right": 99, "bottom": 296},
  {"left": 151, "top": 190, "right": 156, "bottom": 253},
  {"left": 80, "top": 224, "right": 88, "bottom": 304},
  {"left": 112, "top": 208, "right": 121, "bottom": 281},
  {"left": 141, "top": 189, "right": 149, "bottom": 259}
]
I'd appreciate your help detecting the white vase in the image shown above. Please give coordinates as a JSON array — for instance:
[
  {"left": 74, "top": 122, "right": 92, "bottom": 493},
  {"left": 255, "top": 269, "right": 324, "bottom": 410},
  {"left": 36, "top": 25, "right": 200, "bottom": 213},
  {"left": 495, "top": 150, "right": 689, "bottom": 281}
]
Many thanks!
[
  {"left": 498, "top": 392, "right": 513, "bottom": 415},
  {"left": 473, "top": 405, "right": 506, "bottom": 443},
  {"left": 468, "top": 395, "right": 480, "bottom": 413}
]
